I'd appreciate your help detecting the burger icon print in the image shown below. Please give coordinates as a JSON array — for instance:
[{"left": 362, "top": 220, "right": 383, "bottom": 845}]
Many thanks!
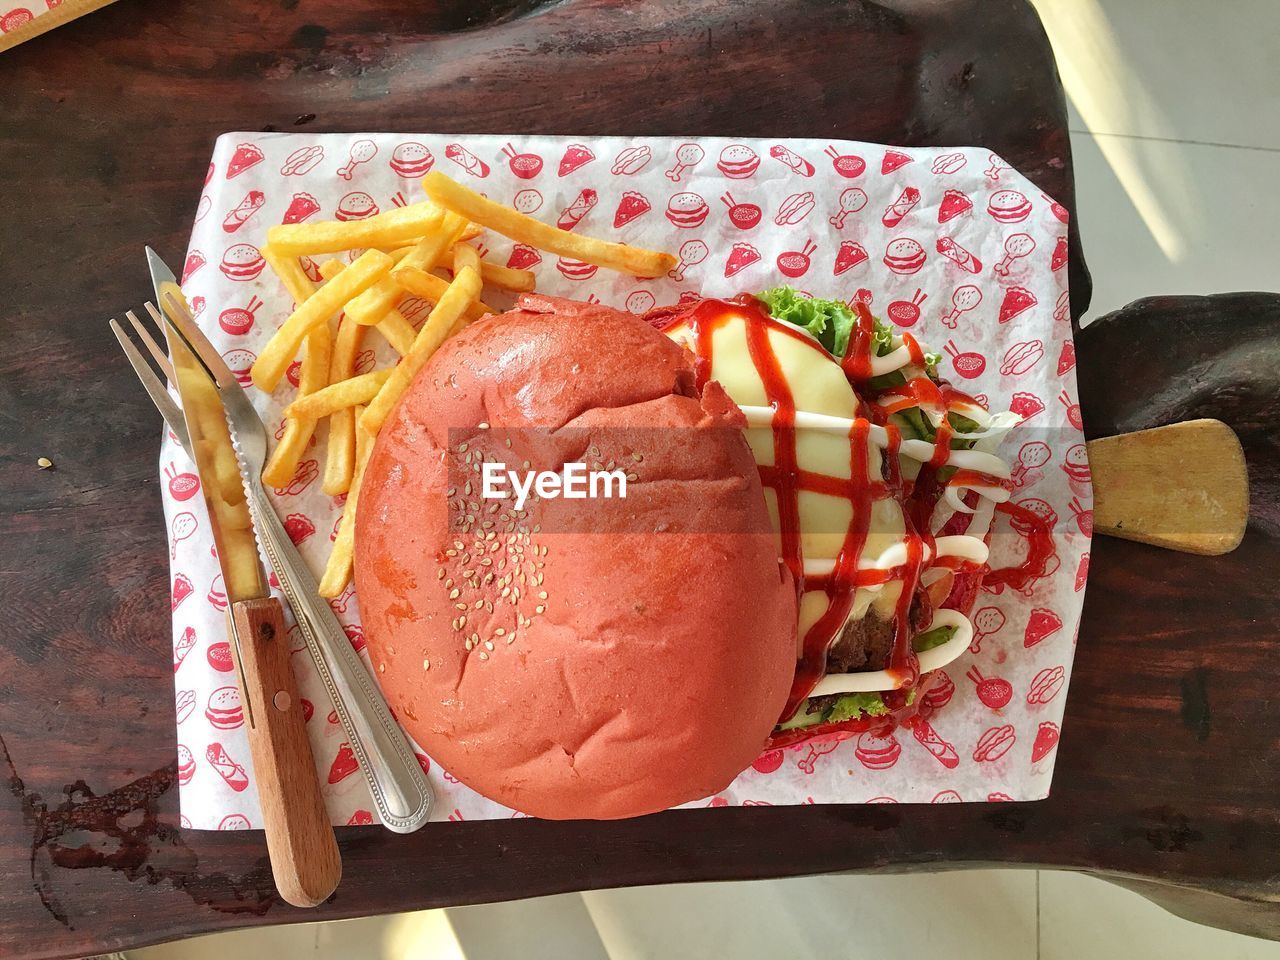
[{"left": 219, "top": 243, "right": 266, "bottom": 282}]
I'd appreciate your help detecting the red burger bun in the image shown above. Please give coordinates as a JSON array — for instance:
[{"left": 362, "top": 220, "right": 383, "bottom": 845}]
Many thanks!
[{"left": 355, "top": 295, "right": 797, "bottom": 819}]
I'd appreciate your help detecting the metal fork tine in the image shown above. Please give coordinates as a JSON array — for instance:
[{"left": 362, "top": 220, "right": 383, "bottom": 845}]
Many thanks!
[
  {"left": 109, "top": 318, "right": 193, "bottom": 456},
  {"left": 125, "top": 309, "right": 176, "bottom": 384},
  {"left": 155, "top": 294, "right": 239, "bottom": 390}
]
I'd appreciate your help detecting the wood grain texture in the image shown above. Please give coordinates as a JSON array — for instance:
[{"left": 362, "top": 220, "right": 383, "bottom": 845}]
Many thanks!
[
  {"left": 230, "top": 598, "right": 341, "bottom": 908},
  {"left": 1090, "top": 420, "right": 1248, "bottom": 555},
  {"left": 11, "top": 1, "right": 1278, "bottom": 958}
]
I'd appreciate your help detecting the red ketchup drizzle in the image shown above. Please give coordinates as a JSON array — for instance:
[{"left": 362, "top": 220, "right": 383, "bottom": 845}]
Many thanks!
[
  {"left": 902, "top": 332, "right": 926, "bottom": 367},
  {"left": 984, "top": 500, "right": 1055, "bottom": 591},
  {"left": 841, "top": 300, "right": 878, "bottom": 382}
]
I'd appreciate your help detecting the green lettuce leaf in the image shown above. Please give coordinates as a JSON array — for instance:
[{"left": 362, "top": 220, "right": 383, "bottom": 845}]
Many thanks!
[
  {"left": 756, "top": 286, "right": 897, "bottom": 360},
  {"left": 912, "top": 624, "right": 957, "bottom": 652},
  {"left": 827, "top": 691, "right": 890, "bottom": 723}
]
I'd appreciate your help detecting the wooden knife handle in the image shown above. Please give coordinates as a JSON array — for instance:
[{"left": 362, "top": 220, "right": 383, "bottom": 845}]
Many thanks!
[{"left": 230, "top": 597, "right": 341, "bottom": 907}]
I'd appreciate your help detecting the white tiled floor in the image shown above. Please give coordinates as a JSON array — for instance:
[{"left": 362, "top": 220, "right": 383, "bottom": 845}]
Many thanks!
[{"left": 121, "top": 2, "right": 1280, "bottom": 958}]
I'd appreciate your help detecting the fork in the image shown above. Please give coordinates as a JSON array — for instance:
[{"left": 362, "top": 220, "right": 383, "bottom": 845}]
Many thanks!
[{"left": 112, "top": 298, "right": 434, "bottom": 833}]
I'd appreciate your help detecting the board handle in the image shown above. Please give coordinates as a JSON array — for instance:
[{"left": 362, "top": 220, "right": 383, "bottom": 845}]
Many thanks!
[
  {"left": 230, "top": 597, "right": 342, "bottom": 907},
  {"left": 1088, "top": 418, "right": 1248, "bottom": 556}
]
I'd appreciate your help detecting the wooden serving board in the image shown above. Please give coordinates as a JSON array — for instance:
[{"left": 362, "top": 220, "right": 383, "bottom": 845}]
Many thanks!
[{"left": 3, "top": 1, "right": 1278, "bottom": 956}]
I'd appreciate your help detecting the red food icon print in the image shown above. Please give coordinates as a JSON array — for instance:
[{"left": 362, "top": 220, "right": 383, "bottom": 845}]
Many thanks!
[
  {"left": 995, "top": 233, "right": 1036, "bottom": 276},
  {"left": 1042, "top": 193, "right": 1070, "bottom": 223},
  {"left": 344, "top": 623, "right": 367, "bottom": 653},
  {"left": 985, "top": 153, "right": 1012, "bottom": 180},
  {"left": 724, "top": 242, "right": 760, "bottom": 278},
  {"left": 720, "top": 192, "right": 762, "bottom": 230},
  {"left": 556, "top": 188, "right": 597, "bottom": 231},
  {"left": 328, "top": 742, "right": 359, "bottom": 784},
  {"left": 347, "top": 809, "right": 375, "bottom": 826},
  {"left": 173, "top": 625, "right": 196, "bottom": 671},
  {"left": 941, "top": 284, "right": 982, "bottom": 328},
  {"left": 614, "top": 191, "right": 651, "bottom": 227},
  {"left": 1075, "top": 552, "right": 1090, "bottom": 592},
  {"left": 557, "top": 143, "right": 595, "bottom": 176},
  {"left": 336, "top": 191, "right": 378, "bottom": 221},
  {"left": 1062, "top": 445, "right": 1091, "bottom": 495},
  {"left": 414, "top": 752, "right": 431, "bottom": 776},
  {"left": 669, "top": 239, "right": 708, "bottom": 281},
  {"left": 855, "top": 731, "right": 901, "bottom": 769},
  {"left": 207, "top": 641, "right": 234, "bottom": 673},
  {"left": 1058, "top": 389, "right": 1083, "bottom": 429},
  {"left": 225, "top": 142, "right": 264, "bottom": 179},
  {"left": 942, "top": 340, "right": 985, "bottom": 379},
  {"left": 222, "top": 190, "right": 265, "bottom": 233},
  {"left": 170, "top": 511, "right": 197, "bottom": 558},
  {"left": 284, "top": 512, "right": 316, "bottom": 545},
  {"left": 851, "top": 288, "right": 873, "bottom": 307},
  {"left": 189, "top": 296, "right": 206, "bottom": 318},
  {"left": 501, "top": 142, "right": 542, "bottom": 179},
  {"left": 626, "top": 290, "right": 656, "bottom": 314},
  {"left": 911, "top": 718, "right": 959, "bottom": 768},
  {"left": 666, "top": 192, "right": 710, "bottom": 229},
  {"left": 988, "top": 190, "right": 1032, "bottom": 223},
  {"left": 828, "top": 187, "right": 868, "bottom": 229},
  {"left": 164, "top": 462, "right": 200, "bottom": 501},
  {"left": 218, "top": 813, "right": 251, "bottom": 830},
  {"left": 938, "top": 189, "right": 973, "bottom": 223},
  {"left": 835, "top": 240, "right": 869, "bottom": 276},
  {"left": 931, "top": 152, "right": 967, "bottom": 175},
  {"left": 337, "top": 139, "right": 377, "bottom": 180},
  {"left": 219, "top": 296, "right": 262, "bottom": 336},
  {"left": 221, "top": 349, "right": 256, "bottom": 387},
  {"left": 752, "top": 749, "right": 785, "bottom": 774},
  {"left": 882, "top": 187, "right": 920, "bottom": 228},
  {"left": 937, "top": 237, "right": 982, "bottom": 274},
  {"left": 966, "top": 667, "right": 1013, "bottom": 710},
  {"left": 445, "top": 143, "right": 489, "bottom": 178},
  {"left": 933, "top": 790, "right": 962, "bottom": 803},
  {"left": 1001, "top": 340, "right": 1044, "bottom": 377},
  {"left": 1009, "top": 391, "right": 1045, "bottom": 422},
  {"left": 300, "top": 698, "right": 315, "bottom": 723},
  {"left": 286, "top": 361, "right": 302, "bottom": 389},
  {"left": 611, "top": 145, "right": 652, "bottom": 176},
  {"left": 665, "top": 142, "right": 704, "bottom": 182},
  {"left": 777, "top": 240, "right": 816, "bottom": 279},
  {"left": 507, "top": 244, "right": 541, "bottom": 270},
  {"left": 881, "top": 149, "right": 913, "bottom": 174},
  {"left": 923, "top": 670, "right": 955, "bottom": 709},
  {"left": 280, "top": 144, "right": 324, "bottom": 177},
  {"left": 999, "top": 286, "right": 1037, "bottom": 324},
  {"left": 280, "top": 192, "right": 321, "bottom": 225},
  {"left": 970, "top": 606, "right": 1006, "bottom": 653},
  {"left": 883, "top": 238, "right": 925, "bottom": 275},
  {"left": 1068, "top": 497, "right": 1093, "bottom": 536},
  {"left": 1058, "top": 340, "right": 1077, "bottom": 375},
  {"left": 797, "top": 739, "right": 842, "bottom": 775},
  {"left": 555, "top": 257, "right": 597, "bottom": 281},
  {"left": 206, "top": 686, "right": 244, "bottom": 729},
  {"left": 177, "top": 745, "right": 196, "bottom": 785},
  {"left": 887, "top": 289, "right": 926, "bottom": 327},
  {"left": 1025, "top": 607, "right": 1063, "bottom": 648},
  {"left": 717, "top": 144, "right": 760, "bottom": 179},
  {"left": 181, "top": 250, "right": 205, "bottom": 284},
  {"left": 171, "top": 574, "right": 194, "bottom": 611},
  {"left": 1027, "top": 665, "right": 1066, "bottom": 705},
  {"left": 824, "top": 145, "right": 866, "bottom": 178},
  {"left": 774, "top": 191, "right": 815, "bottom": 226},
  {"left": 389, "top": 142, "right": 434, "bottom": 178},
  {"left": 299, "top": 255, "right": 322, "bottom": 283},
  {"left": 770, "top": 144, "right": 815, "bottom": 177},
  {"left": 207, "top": 743, "right": 249, "bottom": 792},
  {"left": 1051, "top": 236, "right": 1069, "bottom": 271},
  {"left": 973, "top": 724, "right": 1016, "bottom": 762},
  {"left": 195, "top": 195, "right": 212, "bottom": 224},
  {"left": 1032, "top": 722, "right": 1060, "bottom": 762},
  {"left": 1012, "top": 441, "right": 1051, "bottom": 487},
  {"left": 220, "top": 243, "right": 266, "bottom": 281}
]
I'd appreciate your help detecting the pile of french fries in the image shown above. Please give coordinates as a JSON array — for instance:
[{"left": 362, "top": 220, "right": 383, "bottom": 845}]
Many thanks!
[{"left": 250, "top": 171, "right": 678, "bottom": 598}]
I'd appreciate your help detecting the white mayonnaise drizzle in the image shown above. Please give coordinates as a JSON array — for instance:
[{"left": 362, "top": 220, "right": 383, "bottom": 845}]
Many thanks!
[{"left": 806, "top": 608, "right": 974, "bottom": 696}]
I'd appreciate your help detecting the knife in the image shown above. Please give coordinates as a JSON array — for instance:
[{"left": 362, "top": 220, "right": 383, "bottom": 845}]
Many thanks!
[{"left": 149, "top": 256, "right": 341, "bottom": 908}]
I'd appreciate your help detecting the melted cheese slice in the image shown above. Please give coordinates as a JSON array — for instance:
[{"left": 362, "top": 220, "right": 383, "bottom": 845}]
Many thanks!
[{"left": 667, "top": 309, "right": 907, "bottom": 641}]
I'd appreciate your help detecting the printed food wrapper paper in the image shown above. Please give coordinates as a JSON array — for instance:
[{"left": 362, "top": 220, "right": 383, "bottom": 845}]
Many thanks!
[{"left": 164, "top": 132, "right": 1089, "bottom": 828}]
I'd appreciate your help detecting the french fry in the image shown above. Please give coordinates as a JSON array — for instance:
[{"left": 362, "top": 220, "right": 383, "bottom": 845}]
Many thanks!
[
  {"left": 322, "top": 301, "right": 368, "bottom": 495},
  {"left": 361, "top": 266, "right": 482, "bottom": 437},
  {"left": 318, "top": 257, "right": 415, "bottom": 355},
  {"left": 453, "top": 241, "right": 481, "bottom": 276},
  {"left": 475, "top": 259, "right": 535, "bottom": 292},
  {"left": 252, "top": 248, "right": 392, "bottom": 392},
  {"left": 319, "top": 408, "right": 375, "bottom": 598},
  {"left": 422, "top": 171, "right": 677, "bottom": 276},
  {"left": 345, "top": 213, "right": 467, "bottom": 327},
  {"left": 266, "top": 202, "right": 444, "bottom": 257},
  {"left": 285, "top": 369, "right": 390, "bottom": 421},
  {"left": 262, "top": 246, "right": 318, "bottom": 306},
  {"left": 261, "top": 290, "right": 334, "bottom": 489},
  {"left": 394, "top": 266, "right": 493, "bottom": 321}
]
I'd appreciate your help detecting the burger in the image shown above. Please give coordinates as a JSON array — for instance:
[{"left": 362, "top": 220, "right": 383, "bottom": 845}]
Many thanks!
[
  {"left": 336, "top": 191, "right": 379, "bottom": 221},
  {"left": 219, "top": 243, "right": 266, "bottom": 282},
  {"left": 988, "top": 190, "right": 1033, "bottom": 223},
  {"left": 356, "top": 295, "right": 797, "bottom": 819},
  {"left": 883, "top": 238, "right": 926, "bottom": 274},
  {"left": 665, "top": 192, "right": 710, "bottom": 228},
  {"left": 716, "top": 144, "right": 760, "bottom": 179},
  {"left": 205, "top": 686, "right": 244, "bottom": 729},
  {"left": 390, "top": 142, "right": 435, "bottom": 178}
]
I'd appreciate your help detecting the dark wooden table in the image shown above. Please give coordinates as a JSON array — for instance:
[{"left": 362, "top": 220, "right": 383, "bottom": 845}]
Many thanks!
[{"left": 4, "top": 1, "right": 1278, "bottom": 957}]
